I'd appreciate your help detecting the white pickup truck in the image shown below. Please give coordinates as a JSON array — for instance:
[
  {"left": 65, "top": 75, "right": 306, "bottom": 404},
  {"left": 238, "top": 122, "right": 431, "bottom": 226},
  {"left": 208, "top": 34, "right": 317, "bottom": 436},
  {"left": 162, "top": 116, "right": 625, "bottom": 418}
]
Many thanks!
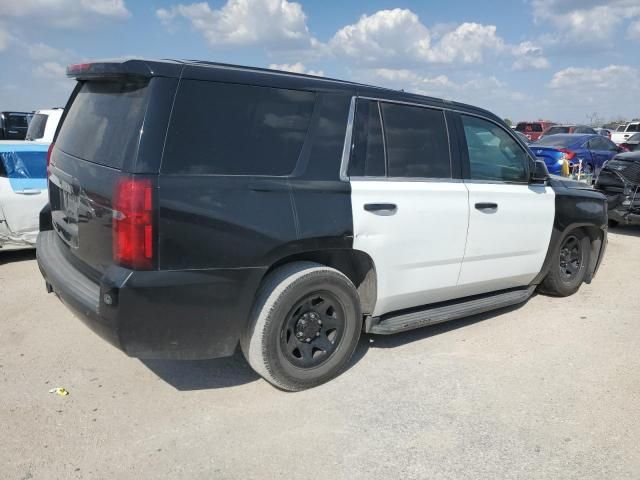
[{"left": 611, "top": 122, "right": 640, "bottom": 145}]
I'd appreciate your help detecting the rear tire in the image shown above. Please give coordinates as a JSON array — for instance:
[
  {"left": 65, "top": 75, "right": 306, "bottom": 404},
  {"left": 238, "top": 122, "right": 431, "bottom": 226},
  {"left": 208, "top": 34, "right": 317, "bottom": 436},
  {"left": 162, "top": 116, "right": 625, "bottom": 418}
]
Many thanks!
[
  {"left": 538, "top": 229, "right": 591, "bottom": 297},
  {"left": 241, "top": 262, "right": 362, "bottom": 391},
  {"left": 608, "top": 219, "right": 619, "bottom": 228}
]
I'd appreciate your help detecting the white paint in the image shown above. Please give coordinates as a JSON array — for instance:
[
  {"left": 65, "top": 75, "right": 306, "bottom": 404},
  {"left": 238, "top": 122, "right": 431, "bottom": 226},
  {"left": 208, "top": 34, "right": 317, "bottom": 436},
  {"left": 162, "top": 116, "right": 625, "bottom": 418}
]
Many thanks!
[
  {"left": 351, "top": 179, "right": 470, "bottom": 316},
  {"left": 456, "top": 183, "right": 555, "bottom": 296},
  {"left": 0, "top": 176, "right": 48, "bottom": 249}
]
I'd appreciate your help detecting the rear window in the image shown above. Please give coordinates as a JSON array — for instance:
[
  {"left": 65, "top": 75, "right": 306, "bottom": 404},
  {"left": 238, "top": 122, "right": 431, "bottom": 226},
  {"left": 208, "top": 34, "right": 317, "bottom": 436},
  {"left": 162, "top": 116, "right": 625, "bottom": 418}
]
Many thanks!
[
  {"left": 545, "top": 126, "right": 570, "bottom": 135},
  {"left": 162, "top": 80, "right": 315, "bottom": 176},
  {"left": 26, "top": 113, "right": 48, "bottom": 140},
  {"left": 534, "top": 135, "right": 575, "bottom": 147},
  {"left": 516, "top": 123, "right": 543, "bottom": 133},
  {"left": 56, "top": 80, "right": 150, "bottom": 169},
  {"left": 7, "top": 114, "right": 29, "bottom": 129}
]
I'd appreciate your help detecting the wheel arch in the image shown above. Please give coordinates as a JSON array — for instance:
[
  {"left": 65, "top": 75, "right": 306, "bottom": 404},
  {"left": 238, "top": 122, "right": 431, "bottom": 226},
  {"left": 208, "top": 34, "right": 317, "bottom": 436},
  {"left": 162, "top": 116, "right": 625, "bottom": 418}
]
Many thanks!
[{"left": 263, "top": 248, "right": 377, "bottom": 315}]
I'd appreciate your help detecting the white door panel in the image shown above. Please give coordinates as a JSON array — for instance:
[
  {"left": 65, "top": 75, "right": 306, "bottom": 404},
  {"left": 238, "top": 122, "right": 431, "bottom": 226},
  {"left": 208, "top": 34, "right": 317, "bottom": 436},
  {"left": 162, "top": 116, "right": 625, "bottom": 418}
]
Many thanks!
[
  {"left": 351, "top": 179, "right": 469, "bottom": 316},
  {"left": 457, "top": 183, "right": 554, "bottom": 296}
]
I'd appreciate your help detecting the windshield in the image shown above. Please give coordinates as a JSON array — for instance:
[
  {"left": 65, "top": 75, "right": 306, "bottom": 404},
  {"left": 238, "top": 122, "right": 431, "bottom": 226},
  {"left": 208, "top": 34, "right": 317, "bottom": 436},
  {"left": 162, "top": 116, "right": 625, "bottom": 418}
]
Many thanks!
[{"left": 545, "top": 126, "right": 570, "bottom": 135}]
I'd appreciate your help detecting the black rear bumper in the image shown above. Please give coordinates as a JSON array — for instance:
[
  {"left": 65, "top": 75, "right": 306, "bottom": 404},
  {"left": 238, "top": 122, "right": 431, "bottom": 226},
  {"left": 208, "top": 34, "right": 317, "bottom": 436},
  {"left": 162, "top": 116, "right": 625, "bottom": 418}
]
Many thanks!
[{"left": 37, "top": 231, "right": 265, "bottom": 360}]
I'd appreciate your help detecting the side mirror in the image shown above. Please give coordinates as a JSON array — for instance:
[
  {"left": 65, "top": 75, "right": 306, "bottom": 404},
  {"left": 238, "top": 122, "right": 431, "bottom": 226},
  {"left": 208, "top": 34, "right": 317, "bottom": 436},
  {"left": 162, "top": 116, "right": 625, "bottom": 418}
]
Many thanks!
[{"left": 530, "top": 159, "right": 550, "bottom": 183}]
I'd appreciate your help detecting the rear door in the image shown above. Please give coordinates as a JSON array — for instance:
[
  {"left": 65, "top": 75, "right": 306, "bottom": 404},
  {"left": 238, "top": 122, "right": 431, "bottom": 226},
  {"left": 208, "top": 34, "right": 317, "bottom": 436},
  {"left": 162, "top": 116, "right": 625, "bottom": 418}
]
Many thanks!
[
  {"left": 48, "top": 78, "right": 160, "bottom": 275},
  {"left": 349, "top": 99, "right": 469, "bottom": 316},
  {"left": 587, "top": 136, "right": 619, "bottom": 174},
  {"left": 456, "top": 114, "right": 555, "bottom": 296}
]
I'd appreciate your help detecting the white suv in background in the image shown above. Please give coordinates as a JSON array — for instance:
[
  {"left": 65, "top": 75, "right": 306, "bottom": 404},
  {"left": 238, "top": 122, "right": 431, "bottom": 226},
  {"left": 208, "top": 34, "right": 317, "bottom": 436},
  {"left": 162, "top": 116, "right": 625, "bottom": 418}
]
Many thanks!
[
  {"left": 25, "top": 108, "right": 63, "bottom": 143},
  {"left": 611, "top": 122, "right": 640, "bottom": 145}
]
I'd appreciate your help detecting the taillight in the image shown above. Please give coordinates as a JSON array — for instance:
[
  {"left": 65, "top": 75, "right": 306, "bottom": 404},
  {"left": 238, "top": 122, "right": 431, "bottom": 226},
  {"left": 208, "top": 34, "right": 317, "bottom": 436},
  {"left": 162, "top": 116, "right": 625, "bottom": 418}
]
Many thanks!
[
  {"left": 46, "top": 142, "right": 55, "bottom": 175},
  {"left": 619, "top": 144, "right": 630, "bottom": 152},
  {"left": 558, "top": 148, "right": 576, "bottom": 161},
  {"left": 112, "top": 176, "right": 154, "bottom": 270}
]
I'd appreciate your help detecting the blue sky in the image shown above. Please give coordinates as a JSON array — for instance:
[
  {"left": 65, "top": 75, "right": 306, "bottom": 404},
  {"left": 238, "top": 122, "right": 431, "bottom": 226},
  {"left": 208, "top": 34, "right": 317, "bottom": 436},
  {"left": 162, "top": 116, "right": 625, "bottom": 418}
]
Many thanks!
[{"left": 1, "top": 0, "right": 640, "bottom": 124}]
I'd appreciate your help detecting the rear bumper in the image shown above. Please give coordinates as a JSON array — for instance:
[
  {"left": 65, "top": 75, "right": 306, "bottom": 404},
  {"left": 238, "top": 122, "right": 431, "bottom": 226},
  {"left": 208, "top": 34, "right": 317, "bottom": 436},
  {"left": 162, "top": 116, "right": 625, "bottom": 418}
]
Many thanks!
[{"left": 37, "top": 231, "right": 265, "bottom": 360}]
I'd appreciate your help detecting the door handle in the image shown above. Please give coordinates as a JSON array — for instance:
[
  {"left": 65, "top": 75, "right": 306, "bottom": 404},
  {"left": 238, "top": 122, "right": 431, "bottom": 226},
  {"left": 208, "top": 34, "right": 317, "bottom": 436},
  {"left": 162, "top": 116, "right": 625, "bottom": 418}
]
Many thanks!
[
  {"left": 364, "top": 203, "right": 397, "bottom": 214},
  {"left": 475, "top": 202, "right": 498, "bottom": 211},
  {"left": 16, "top": 188, "right": 42, "bottom": 195}
]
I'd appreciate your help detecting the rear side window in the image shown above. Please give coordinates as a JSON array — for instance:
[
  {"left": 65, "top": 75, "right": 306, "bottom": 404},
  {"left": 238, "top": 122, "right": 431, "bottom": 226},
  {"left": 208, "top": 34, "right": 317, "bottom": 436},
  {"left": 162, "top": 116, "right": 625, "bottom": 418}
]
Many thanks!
[
  {"left": 56, "top": 80, "right": 150, "bottom": 169},
  {"left": 26, "top": 114, "right": 48, "bottom": 140},
  {"left": 349, "top": 100, "right": 385, "bottom": 177},
  {"left": 162, "top": 80, "right": 315, "bottom": 176},
  {"left": 380, "top": 102, "right": 451, "bottom": 178},
  {"left": 628, "top": 124, "right": 640, "bottom": 133},
  {"left": 462, "top": 115, "right": 529, "bottom": 183}
]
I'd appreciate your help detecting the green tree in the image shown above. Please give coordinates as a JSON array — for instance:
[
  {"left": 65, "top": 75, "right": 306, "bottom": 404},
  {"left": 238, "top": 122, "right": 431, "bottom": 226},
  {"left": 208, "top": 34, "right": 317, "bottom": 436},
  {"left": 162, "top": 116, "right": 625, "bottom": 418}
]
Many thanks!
[{"left": 503, "top": 118, "right": 513, "bottom": 127}]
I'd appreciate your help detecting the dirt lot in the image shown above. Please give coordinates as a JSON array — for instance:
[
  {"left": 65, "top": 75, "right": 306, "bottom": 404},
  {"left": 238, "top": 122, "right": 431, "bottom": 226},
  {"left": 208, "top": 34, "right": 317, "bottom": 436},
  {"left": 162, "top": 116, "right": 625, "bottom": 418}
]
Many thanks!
[{"left": 1, "top": 227, "right": 640, "bottom": 480}]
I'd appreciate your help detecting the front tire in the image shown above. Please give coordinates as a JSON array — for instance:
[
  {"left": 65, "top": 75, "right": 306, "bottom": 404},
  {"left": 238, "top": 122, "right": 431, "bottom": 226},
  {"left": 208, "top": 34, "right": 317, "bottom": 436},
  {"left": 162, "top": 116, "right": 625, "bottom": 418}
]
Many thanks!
[
  {"left": 241, "top": 262, "right": 362, "bottom": 391},
  {"left": 538, "top": 229, "right": 591, "bottom": 297}
]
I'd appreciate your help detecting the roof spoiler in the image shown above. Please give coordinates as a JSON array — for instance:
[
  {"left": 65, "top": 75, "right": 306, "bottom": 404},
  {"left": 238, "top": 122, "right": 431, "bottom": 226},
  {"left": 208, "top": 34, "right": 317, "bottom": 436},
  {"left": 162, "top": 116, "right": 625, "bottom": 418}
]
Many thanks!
[{"left": 66, "top": 59, "right": 182, "bottom": 80}]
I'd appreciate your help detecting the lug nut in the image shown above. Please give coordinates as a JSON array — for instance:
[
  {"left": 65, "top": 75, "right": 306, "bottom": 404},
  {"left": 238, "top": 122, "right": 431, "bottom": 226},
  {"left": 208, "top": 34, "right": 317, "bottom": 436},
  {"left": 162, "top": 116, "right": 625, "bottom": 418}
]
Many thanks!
[
  {"left": 306, "top": 338, "right": 311, "bottom": 342},
  {"left": 315, "top": 332, "right": 320, "bottom": 337}
]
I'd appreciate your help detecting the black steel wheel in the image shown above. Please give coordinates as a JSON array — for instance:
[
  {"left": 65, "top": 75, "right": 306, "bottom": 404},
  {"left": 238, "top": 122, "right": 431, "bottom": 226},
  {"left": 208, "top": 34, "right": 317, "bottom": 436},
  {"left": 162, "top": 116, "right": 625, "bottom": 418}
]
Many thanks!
[
  {"left": 241, "top": 262, "right": 361, "bottom": 391},
  {"left": 539, "top": 229, "right": 591, "bottom": 297}
]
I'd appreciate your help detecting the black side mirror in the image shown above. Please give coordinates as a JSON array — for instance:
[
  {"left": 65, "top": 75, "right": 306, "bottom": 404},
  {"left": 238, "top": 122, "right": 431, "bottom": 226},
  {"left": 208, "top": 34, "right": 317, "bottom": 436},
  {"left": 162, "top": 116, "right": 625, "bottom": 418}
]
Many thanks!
[{"left": 530, "top": 159, "right": 549, "bottom": 183}]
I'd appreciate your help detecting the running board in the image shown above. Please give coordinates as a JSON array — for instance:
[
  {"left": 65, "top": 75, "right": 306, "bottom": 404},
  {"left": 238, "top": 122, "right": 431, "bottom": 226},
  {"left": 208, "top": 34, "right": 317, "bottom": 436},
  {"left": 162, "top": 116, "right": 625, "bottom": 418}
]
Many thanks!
[{"left": 368, "top": 286, "right": 535, "bottom": 335}]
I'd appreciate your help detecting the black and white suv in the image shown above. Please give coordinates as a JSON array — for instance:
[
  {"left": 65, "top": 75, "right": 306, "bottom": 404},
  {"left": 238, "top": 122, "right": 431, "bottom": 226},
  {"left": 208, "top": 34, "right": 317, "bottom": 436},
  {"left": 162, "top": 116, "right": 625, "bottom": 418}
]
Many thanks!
[{"left": 37, "top": 60, "right": 608, "bottom": 391}]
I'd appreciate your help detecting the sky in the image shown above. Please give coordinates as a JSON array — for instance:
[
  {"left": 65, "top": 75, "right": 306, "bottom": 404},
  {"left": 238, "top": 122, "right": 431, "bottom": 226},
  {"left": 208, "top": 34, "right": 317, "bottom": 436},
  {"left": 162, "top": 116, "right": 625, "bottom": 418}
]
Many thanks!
[{"left": 1, "top": 0, "right": 639, "bottom": 124}]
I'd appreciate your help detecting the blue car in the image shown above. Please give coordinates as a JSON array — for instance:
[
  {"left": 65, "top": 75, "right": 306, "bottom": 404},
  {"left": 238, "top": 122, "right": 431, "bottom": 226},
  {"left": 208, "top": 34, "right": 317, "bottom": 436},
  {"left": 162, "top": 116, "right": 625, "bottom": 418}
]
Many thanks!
[{"left": 530, "top": 134, "right": 621, "bottom": 176}]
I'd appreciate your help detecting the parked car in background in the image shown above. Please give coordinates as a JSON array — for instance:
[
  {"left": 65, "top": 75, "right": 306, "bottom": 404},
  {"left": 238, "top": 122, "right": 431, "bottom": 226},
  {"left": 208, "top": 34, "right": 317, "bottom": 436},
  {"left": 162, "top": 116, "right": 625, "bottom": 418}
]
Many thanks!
[
  {"left": 515, "top": 121, "right": 555, "bottom": 142},
  {"left": 619, "top": 133, "right": 640, "bottom": 152},
  {"left": 36, "top": 59, "right": 607, "bottom": 391},
  {"left": 25, "top": 108, "right": 63, "bottom": 143},
  {"left": 530, "top": 133, "right": 620, "bottom": 176},
  {"left": 611, "top": 122, "right": 640, "bottom": 145},
  {"left": 0, "top": 112, "right": 33, "bottom": 140},
  {"left": 0, "top": 142, "right": 49, "bottom": 250},
  {"left": 541, "top": 125, "right": 597, "bottom": 138},
  {"left": 595, "top": 128, "right": 612, "bottom": 139},
  {"left": 595, "top": 151, "right": 640, "bottom": 227}
]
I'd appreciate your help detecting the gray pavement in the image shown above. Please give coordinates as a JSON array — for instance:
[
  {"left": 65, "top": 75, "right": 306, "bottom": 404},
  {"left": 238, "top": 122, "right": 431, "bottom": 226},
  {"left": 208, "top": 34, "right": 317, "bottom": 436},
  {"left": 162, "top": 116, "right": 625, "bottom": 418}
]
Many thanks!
[{"left": 1, "top": 226, "right": 640, "bottom": 479}]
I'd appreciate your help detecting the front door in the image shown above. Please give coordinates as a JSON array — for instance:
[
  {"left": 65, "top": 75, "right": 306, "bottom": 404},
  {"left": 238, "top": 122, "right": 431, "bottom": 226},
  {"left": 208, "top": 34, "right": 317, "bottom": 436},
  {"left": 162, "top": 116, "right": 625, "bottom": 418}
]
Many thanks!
[
  {"left": 455, "top": 114, "right": 555, "bottom": 297},
  {"left": 348, "top": 99, "right": 469, "bottom": 316}
]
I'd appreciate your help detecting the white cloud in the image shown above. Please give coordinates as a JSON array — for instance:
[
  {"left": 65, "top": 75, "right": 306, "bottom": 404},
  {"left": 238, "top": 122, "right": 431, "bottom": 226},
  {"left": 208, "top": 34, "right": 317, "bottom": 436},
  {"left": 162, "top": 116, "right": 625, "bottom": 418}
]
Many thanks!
[
  {"left": 157, "top": 0, "right": 315, "bottom": 49},
  {"left": 0, "top": 26, "right": 10, "bottom": 51},
  {"left": 628, "top": 20, "right": 640, "bottom": 39},
  {"left": 0, "top": 0, "right": 130, "bottom": 28},
  {"left": 533, "top": 0, "right": 640, "bottom": 44},
  {"left": 268, "top": 62, "right": 324, "bottom": 76},
  {"left": 549, "top": 65, "right": 638, "bottom": 90},
  {"left": 34, "top": 61, "right": 67, "bottom": 79},
  {"left": 329, "top": 9, "right": 546, "bottom": 69}
]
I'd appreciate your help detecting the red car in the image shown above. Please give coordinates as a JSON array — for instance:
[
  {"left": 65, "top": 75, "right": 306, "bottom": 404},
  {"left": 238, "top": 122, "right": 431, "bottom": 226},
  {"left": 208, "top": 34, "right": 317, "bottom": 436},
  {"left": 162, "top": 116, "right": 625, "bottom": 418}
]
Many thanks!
[{"left": 515, "top": 121, "right": 555, "bottom": 142}]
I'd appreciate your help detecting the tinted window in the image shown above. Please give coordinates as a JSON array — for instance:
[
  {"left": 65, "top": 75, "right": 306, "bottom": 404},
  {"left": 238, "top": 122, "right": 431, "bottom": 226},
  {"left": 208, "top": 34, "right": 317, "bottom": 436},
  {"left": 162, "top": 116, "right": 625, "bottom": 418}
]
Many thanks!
[
  {"left": 627, "top": 124, "right": 640, "bottom": 132},
  {"left": 545, "top": 126, "right": 570, "bottom": 135},
  {"left": 163, "top": 80, "right": 315, "bottom": 176},
  {"left": 588, "top": 136, "right": 609, "bottom": 150},
  {"left": 534, "top": 135, "right": 577, "bottom": 147},
  {"left": 617, "top": 125, "right": 626, "bottom": 132},
  {"left": 380, "top": 102, "right": 451, "bottom": 178},
  {"left": 57, "top": 80, "right": 149, "bottom": 169},
  {"left": 26, "top": 113, "right": 48, "bottom": 140},
  {"left": 574, "top": 127, "right": 596, "bottom": 134},
  {"left": 349, "top": 100, "right": 385, "bottom": 177},
  {"left": 7, "top": 114, "right": 29, "bottom": 128},
  {"left": 462, "top": 115, "right": 529, "bottom": 182},
  {"left": 516, "top": 123, "right": 543, "bottom": 133}
]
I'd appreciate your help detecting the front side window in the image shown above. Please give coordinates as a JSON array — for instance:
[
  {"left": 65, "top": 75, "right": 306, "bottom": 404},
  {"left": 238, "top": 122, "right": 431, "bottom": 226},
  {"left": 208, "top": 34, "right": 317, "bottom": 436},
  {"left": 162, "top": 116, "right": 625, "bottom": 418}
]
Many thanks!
[
  {"left": 462, "top": 115, "right": 529, "bottom": 182},
  {"left": 380, "top": 102, "right": 451, "bottom": 178},
  {"left": 349, "top": 100, "right": 385, "bottom": 177},
  {"left": 163, "top": 80, "right": 315, "bottom": 176}
]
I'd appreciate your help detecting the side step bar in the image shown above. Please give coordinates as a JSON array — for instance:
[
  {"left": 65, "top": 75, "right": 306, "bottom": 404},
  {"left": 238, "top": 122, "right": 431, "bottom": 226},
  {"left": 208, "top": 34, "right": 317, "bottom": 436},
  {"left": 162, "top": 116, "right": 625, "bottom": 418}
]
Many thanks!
[{"left": 368, "top": 286, "right": 536, "bottom": 335}]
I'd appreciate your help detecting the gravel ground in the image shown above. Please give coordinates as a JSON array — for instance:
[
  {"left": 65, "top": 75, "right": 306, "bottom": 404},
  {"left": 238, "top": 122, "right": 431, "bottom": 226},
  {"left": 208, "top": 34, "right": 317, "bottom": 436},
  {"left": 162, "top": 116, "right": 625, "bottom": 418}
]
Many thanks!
[{"left": 1, "top": 226, "right": 639, "bottom": 480}]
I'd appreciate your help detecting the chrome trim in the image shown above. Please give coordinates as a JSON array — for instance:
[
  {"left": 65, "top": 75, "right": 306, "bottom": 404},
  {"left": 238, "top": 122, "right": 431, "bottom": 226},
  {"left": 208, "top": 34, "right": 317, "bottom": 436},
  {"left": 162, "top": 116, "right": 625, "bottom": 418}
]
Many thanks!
[{"left": 339, "top": 96, "right": 356, "bottom": 182}]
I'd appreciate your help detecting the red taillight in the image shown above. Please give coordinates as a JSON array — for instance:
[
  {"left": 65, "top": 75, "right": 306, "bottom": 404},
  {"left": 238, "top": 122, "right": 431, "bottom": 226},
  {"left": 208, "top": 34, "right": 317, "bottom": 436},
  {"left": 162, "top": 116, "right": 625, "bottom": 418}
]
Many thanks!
[
  {"left": 558, "top": 148, "right": 576, "bottom": 160},
  {"left": 112, "top": 177, "right": 154, "bottom": 270},
  {"left": 66, "top": 63, "right": 92, "bottom": 76},
  {"left": 619, "top": 144, "right": 630, "bottom": 152}
]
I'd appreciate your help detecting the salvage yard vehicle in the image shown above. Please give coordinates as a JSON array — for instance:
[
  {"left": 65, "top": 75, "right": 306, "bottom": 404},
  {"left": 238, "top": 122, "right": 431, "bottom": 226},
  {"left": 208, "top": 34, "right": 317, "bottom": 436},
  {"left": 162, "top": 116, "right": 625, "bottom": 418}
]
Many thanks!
[
  {"left": 26, "top": 108, "right": 64, "bottom": 143},
  {"left": 515, "top": 121, "right": 554, "bottom": 142},
  {"left": 0, "top": 112, "right": 32, "bottom": 140},
  {"left": 541, "top": 124, "right": 597, "bottom": 138},
  {"left": 612, "top": 122, "right": 640, "bottom": 145},
  {"left": 595, "top": 151, "right": 640, "bottom": 227},
  {"left": 37, "top": 59, "right": 608, "bottom": 391},
  {"left": 619, "top": 133, "right": 640, "bottom": 152},
  {"left": 531, "top": 134, "right": 621, "bottom": 176},
  {"left": 0, "top": 142, "right": 49, "bottom": 249}
]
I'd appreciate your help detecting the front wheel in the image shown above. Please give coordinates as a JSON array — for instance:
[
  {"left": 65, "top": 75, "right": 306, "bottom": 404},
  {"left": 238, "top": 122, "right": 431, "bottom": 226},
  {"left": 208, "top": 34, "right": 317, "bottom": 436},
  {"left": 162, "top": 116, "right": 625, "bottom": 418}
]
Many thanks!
[
  {"left": 538, "top": 230, "right": 591, "bottom": 297},
  {"left": 241, "top": 262, "right": 362, "bottom": 391}
]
